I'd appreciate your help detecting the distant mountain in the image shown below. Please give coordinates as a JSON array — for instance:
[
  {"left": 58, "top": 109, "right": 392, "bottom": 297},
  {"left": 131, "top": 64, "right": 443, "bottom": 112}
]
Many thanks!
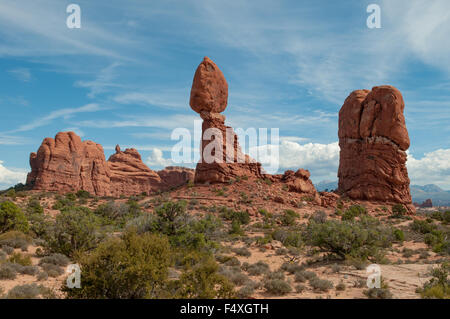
[
  {"left": 315, "top": 180, "right": 338, "bottom": 192},
  {"left": 411, "top": 184, "right": 450, "bottom": 207},
  {"left": 315, "top": 181, "right": 450, "bottom": 207}
]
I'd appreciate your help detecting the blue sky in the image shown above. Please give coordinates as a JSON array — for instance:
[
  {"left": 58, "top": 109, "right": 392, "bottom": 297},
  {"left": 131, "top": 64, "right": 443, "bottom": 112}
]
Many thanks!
[{"left": 0, "top": 0, "right": 449, "bottom": 189}]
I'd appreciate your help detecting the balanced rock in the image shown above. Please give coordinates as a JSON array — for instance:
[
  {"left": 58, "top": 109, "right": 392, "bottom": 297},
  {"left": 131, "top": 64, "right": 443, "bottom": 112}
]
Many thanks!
[
  {"left": 338, "top": 85, "right": 414, "bottom": 211},
  {"left": 190, "top": 57, "right": 263, "bottom": 183}
]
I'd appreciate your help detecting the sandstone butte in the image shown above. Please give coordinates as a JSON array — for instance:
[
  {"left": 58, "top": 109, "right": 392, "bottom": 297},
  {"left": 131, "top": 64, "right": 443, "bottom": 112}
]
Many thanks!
[
  {"left": 189, "top": 57, "right": 320, "bottom": 202},
  {"left": 337, "top": 85, "right": 415, "bottom": 213},
  {"left": 26, "top": 131, "right": 194, "bottom": 196}
]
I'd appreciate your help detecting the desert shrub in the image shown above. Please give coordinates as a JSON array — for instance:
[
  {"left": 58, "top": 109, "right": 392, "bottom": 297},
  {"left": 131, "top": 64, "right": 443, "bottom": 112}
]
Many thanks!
[
  {"left": 0, "top": 262, "right": 17, "bottom": 279},
  {"left": 5, "top": 283, "right": 49, "bottom": 299},
  {"left": 309, "top": 277, "right": 334, "bottom": 292},
  {"left": 52, "top": 195, "right": 76, "bottom": 210},
  {"left": 232, "top": 247, "right": 251, "bottom": 257},
  {"left": 393, "top": 228, "right": 405, "bottom": 242},
  {"left": 155, "top": 200, "right": 188, "bottom": 235},
  {"left": 310, "top": 210, "right": 327, "bottom": 224},
  {"left": 237, "top": 285, "right": 255, "bottom": 298},
  {"left": 265, "top": 271, "right": 285, "bottom": 281},
  {"left": 2, "top": 245, "right": 14, "bottom": 255},
  {"left": 26, "top": 212, "right": 53, "bottom": 238},
  {"left": 224, "top": 257, "right": 241, "bottom": 267},
  {"left": 0, "top": 201, "right": 29, "bottom": 233},
  {"left": 264, "top": 279, "right": 292, "bottom": 295},
  {"left": 229, "top": 219, "right": 244, "bottom": 235},
  {"left": 410, "top": 219, "right": 436, "bottom": 234},
  {"left": 392, "top": 204, "right": 407, "bottom": 218},
  {"left": 295, "top": 284, "right": 306, "bottom": 293},
  {"left": 7, "top": 252, "right": 32, "bottom": 266},
  {"left": 280, "top": 262, "right": 304, "bottom": 274},
  {"left": 245, "top": 261, "right": 270, "bottom": 276},
  {"left": 94, "top": 200, "right": 141, "bottom": 227},
  {"left": 272, "top": 229, "right": 302, "bottom": 248},
  {"left": 125, "top": 213, "right": 158, "bottom": 234},
  {"left": 40, "top": 263, "right": 64, "bottom": 277},
  {"left": 275, "top": 247, "right": 288, "bottom": 255},
  {"left": 76, "top": 190, "right": 91, "bottom": 199},
  {"left": 20, "top": 265, "right": 39, "bottom": 276},
  {"left": 280, "top": 209, "right": 299, "bottom": 226},
  {"left": 223, "top": 269, "right": 249, "bottom": 286},
  {"left": 417, "top": 263, "right": 450, "bottom": 299},
  {"left": 341, "top": 205, "right": 367, "bottom": 221},
  {"left": 336, "top": 281, "right": 346, "bottom": 291},
  {"left": 37, "top": 271, "right": 48, "bottom": 281},
  {"left": 424, "top": 230, "right": 448, "bottom": 253},
  {"left": 171, "top": 253, "right": 235, "bottom": 299},
  {"left": 26, "top": 199, "right": 44, "bottom": 215},
  {"left": 294, "top": 270, "right": 317, "bottom": 283},
  {"left": 65, "top": 231, "right": 172, "bottom": 299},
  {"left": 45, "top": 206, "right": 104, "bottom": 257},
  {"left": 364, "top": 287, "right": 393, "bottom": 299},
  {"left": 304, "top": 216, "right": 395, "bottom": 261},
  {"left": 0, "top": 231, "right": 32, "bottom": 249},
  {"left": 38, "top": 253, "right": 70, "bottom": 267},
  {"left": 220, "top": 207, "right": 250, "bottom": 225}
]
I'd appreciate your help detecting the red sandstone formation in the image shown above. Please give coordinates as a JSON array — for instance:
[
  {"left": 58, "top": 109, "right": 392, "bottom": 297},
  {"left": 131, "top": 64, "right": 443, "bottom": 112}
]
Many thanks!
[
  {"left": 190, "top": 57, "right": 263, "bottom": 183},
  {"left": 27, "top": 132, "right": 193, "bottom": 196},
  {"left": 27, "top": 132, "right": 111, "bottom": 196},
  {"left": 157, "top": 166, "right": 195, "bottom": 189},
  {"left": 415, "top": 199, "right": 433, "bottom": 208},
  {"left": 338, "top": 85, "right": 414, "bottom": 212},
  {"left": 107, "top": 145, "right": 163, "bottom": 197}
]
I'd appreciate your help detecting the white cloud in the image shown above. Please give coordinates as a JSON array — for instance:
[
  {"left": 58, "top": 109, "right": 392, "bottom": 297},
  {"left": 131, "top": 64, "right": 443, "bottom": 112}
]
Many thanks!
[
  {"left": 8, "top": 67, "right": 31, "bottom": 82},
  {"left": 0, "top": 160, "right": 27, "bottom": 189},
  {"left": 251, "top": 140, "right": 340, "bottom": 182},
  {"left": 407, "top": 149, "right": 450, "bottom": 189},
  {"left": 146, "top": 148, "right": 173, "bottom": 168}
]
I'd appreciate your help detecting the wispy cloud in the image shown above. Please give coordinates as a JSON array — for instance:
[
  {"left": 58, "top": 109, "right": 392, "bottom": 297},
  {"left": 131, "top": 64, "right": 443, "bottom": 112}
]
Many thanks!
[
  {"left": 8, "top": 67, "right": 31, "bottom": 82},
  {"left": 12, "top": 103, "right": 104, "bottom": 132},
  {"left": 75, "top": 62, "right": 123, "bottom": 98},
  {"left": 113, "top": 89, "right": 189, "bottom": 110}
]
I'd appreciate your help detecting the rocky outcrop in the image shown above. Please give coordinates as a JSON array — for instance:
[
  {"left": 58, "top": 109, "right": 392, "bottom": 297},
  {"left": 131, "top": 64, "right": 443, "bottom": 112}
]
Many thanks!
[
  {"left": 415, "top": 199, "right": 433, "bottom": 208},
  {"left": 157, "top": 166, "right": 195, "bottom": 189},
  {"left": 27, "top": 132, "right": 193, "bottom": 196},
  {"left": 107, "top": 145, "right": 163, "bottom": 196},
  {"left": 27, "top": 132, "right": 111, "bottom": 196},
  {"left": 190, "top": 57, "right": 263, "bottom": 183},
  {"left": 338, "top": 85, "right": 414, "bottom": 211}
]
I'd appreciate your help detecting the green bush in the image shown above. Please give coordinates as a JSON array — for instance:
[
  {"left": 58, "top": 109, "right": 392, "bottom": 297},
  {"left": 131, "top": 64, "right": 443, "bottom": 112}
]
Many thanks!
[
  {"left": 45, "top": 206, "right": 104, "bottom": 257},
  {"left": 280, "top": 210, "right": 299, "bottom": 226},
  {"left": 0, "top": 201, "right": 29, "bottom": 233},
  {"left": 410, "top": 219, "right": 436, "bottom": 234},
  {"left": 65, "top": 231, "right": 172, "bottom": 299},
  {"left": 392, "top": 204, "right": 407, "bottom": 217},
  {"left": 272, "top": 229, "right": 302, "bottom": 248},
  {"left": 94, "top": 200, "right": 141, "bottom": 227},
  {"left": 171, "top": 253, "right": 235, "bottom": 299},
  {"left": 264, "top": 279, "right": 292, "bottom": 295},
  {"left": 309, "top": 277, "right": 334, "bottom": 292},
  {"left": 341, "top": 205, "right": 367, "bottom": 221},
  {"left": 304, "top": 216, "right": 394, "bottom": 261},
  {"left": 0, "top": 231, "right": 32, "bottom": 249},
  {"left": 7, "top": 252, "right": 32, "bottom": 266},
  {"left": 221, "top": 208, "right": 250, "bottom": 225},
  {"left": 418, "top": 263, "right": 449, "bottom": 299}
]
